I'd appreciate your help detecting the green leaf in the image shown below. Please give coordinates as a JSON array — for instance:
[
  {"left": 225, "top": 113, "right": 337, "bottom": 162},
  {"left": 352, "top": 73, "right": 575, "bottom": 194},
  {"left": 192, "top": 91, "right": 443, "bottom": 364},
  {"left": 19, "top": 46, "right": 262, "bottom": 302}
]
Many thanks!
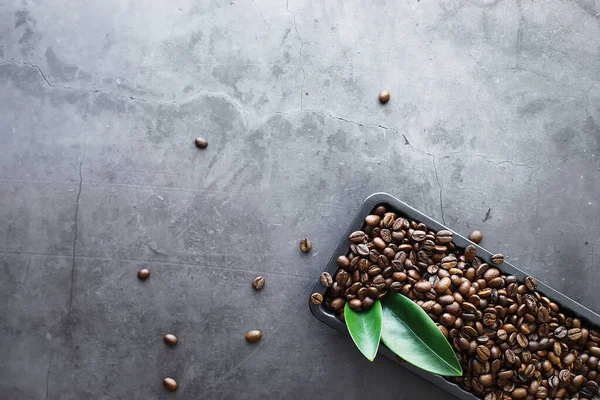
[
  {"left": 344, "top": 301, "right": 382, "bottom": 361},
  {"left": 381, "top": 292, "right": 462, "bottom": 376}
]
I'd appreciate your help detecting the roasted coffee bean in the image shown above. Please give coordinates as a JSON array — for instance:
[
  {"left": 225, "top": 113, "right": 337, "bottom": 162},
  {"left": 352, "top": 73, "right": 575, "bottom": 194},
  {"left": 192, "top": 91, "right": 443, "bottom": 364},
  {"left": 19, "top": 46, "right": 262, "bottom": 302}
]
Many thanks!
[
  {"left": 349, "top": 298, "right": 363, "bottom": 311},
  {"left": 137, "top": 268, "right": 150, "bottom": 280},
  {"left": 164, "top": 334, "right": 178, "bottom": 346},
  {"left": 381, "top": 213, "right": 395, "bottom": 228},
  {"left": 568, "top": 328, "right": 583, "bottom": 341},
  {"left": 490, "top": 254, "right": 504, "bottom": 264},
  {"left": 373, "top": 237, "right": 386, "bottom": 250},
  {"left": 330, "top": 297, "right": 345, "bottom": 311},
  {"left": 300, "top": 238, "right": 312, "bottom": 253},
  {"left": 524, "top": 276, "right": 537, "bottom": 291},
  {"left": 505, "top": 349, "right": 516, "bottom": 365},
  {"left": 477, "top": 345, "right": 491, "bottom": 361},
  {"left": 362, "top": 297, "right": 375, "bottom": 310},
  {"left": 390, "top": 281, "right": 403, "bottom": 292},
  {"left": 374, "top": 206, "right": 386, "bottom": 216},
  {"left": 358, "top": 287, "right": 369, "bottom": 300},
  {"left": 464, "top": 245, "right": 477, "bottom": 260},
  {"left": 336, "top": 270, "right": 350, "bottom": 287},
  {"left": 516, "top": 333, "right": 528, "bottom": 348},
  {"left": 436, "top": 230, "right": 453, "bottom": 243},
  {"left": 163, "top": 377, "right": 178, "bottom": 391},
  {"left": 311, "top": 293, "right": 323, "bottom": 305},
  {"left": 468, "top": 230, "right": 483, "bottom": 244},
  {"left": 435, "top": 277, "right": 452, "bottom": 294},
  {"left": 253, "top": 276, "right": 266, "bottom": 290},
  {"left": 414, "top": 281, "right": 432, "bottom": 293},
  {"left": 349, "top": 231, "right": 367, "bottom": 243},
  {"left": 555, "top": 326, "right": 568, "bottom": 339},
  {"left": 194, "top": 137, "right": 208, "bottom": 149},
  {"left": 411, "top": 230, "right": 426, "bottom": 242},
  {"left": 245, "top": 330, "right": 262, "bottom": 343},
  {"left": 365, "top": 215, "right": 381, "bottom": 226},
  {"left": 379, "top": 90, "right": 391, "bottom": 104},
  {"left": 336, "top": 256, "right": 350, "bottom": 269}
]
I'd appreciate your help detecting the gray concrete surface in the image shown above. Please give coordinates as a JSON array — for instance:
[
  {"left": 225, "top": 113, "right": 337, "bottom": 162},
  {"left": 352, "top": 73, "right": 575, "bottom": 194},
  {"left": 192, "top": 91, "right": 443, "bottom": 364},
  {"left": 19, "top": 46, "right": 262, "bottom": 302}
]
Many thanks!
[{"left": 1, "top": 0, "right": 599, "bottom": 399}]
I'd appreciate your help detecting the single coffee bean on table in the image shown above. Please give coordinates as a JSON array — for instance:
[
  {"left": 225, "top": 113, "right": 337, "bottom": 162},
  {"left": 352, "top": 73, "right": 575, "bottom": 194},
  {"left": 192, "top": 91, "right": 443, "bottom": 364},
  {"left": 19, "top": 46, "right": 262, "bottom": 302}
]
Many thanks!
[
  {"left": 300, "top": 238, "right": 312, "bottom": 253},
  {"left": 245, "top": 330, "right": 262, "bottom": 343},
  {"left": 163, "top": 377, "right": 178, "bottom": 392},
  {"left": 468, "top": 230, "right": 483, "bottom": 244},
  {"left": 137, "top": 268, "right": 150, "bottom": 280},
  {"left": 252, "top": 276, "right": 265, "bottom": 290},
  {"left": 163, "top": 333, "right": 178, "bottom": 346},
  {"left": 378, "top": 90, "right": 390, "bottom": 104},
  {"left": 321, "top": 205, "right": 600, "bottom": 400},
  {"left": 194, "top": 137, "right": 208, "bottom": 149}
]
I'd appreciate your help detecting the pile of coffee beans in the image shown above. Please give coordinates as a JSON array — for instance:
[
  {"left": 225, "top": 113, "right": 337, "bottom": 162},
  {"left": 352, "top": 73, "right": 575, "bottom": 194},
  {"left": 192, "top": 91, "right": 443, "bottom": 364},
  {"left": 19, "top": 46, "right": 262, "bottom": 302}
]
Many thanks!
[{"left": 322, "top": 205, "right": 600, "bottom": 400}]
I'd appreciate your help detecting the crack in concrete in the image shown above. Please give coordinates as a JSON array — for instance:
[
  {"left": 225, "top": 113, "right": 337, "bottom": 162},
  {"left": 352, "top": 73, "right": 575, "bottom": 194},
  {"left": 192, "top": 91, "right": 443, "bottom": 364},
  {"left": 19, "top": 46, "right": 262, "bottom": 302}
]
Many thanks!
[
  {"left": 515, "top": 0, "right": 524, "bottom": 67},
  {"left": 45, "top": 358, "right": 51, "bottom": 400},
  {"left": 286, "top": 0, "right": 306, "bottom": 110},
  {"left": 432, "top": 155, "right": 446, "bottom": 225},
  {"left": 0, "top": 59, "right": 255, "bottom": 128},
  {"left": 68, "top": 159, "right": 83, "bottom": 312}
]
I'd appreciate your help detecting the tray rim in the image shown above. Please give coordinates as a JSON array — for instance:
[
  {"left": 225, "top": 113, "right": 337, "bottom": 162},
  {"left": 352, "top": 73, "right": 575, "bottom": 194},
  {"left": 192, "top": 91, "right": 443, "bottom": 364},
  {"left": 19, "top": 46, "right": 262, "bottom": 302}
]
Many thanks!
[{"left": 309, "top": 192, "right": 600, "bottom": 400}]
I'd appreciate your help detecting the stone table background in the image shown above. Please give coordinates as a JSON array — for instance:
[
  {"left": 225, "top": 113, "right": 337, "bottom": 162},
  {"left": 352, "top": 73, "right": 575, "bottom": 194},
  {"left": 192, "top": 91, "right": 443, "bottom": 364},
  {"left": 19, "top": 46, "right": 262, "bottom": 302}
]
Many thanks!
[{"left": 1, "top": 0, "right": 599, "bottom": 399}]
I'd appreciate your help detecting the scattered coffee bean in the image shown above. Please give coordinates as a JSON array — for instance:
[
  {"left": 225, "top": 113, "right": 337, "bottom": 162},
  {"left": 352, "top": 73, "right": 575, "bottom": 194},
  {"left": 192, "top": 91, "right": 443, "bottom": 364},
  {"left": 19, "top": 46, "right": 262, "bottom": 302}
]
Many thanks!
[
  {"left": 468, "top": 230, "right": 483, "bottom": 244},
  {"left": 194, "top": 137, "right": 208, "bottom": 149},
  {"left": 252, "top": 276, "right": 265, "bottom": 290},
  {"left": 245, "top": 330, "right": 262, "bottom": 343},
  {"left": 311, "top": 293, "right": 323, "bottom": 305},
  {"left": 349, "top": 298, "right": 363, "bottom": 311},
  {"left": 490, "top": 253, "right": 504, "bottom": 264},
  {"left": 163, "top": 333, "right": 178, "bottom": 346},
  {"left": 137, "top": 268, "right": 150, "bottom": 280},
  {"left": 378, "top": 90, "right": 390, "bottom": 104},
  {"left": 300, "top": 238, "right": 312, "bottom": 253},
  {"left": 162, "top": 377, "right": 178, "bottom": 392}
]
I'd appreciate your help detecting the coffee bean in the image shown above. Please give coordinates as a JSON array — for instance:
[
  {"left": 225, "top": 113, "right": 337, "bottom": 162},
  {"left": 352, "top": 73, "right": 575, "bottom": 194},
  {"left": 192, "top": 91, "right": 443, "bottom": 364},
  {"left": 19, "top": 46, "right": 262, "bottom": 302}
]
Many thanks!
[
  {"left": 436, "top": 230, "right": 453, "bottom": 243},
  {"left": 516, "top": 333, "right": 528, "bottom": 348},
  {"left": 479, "top": 374, "right": 493, "bottom": 388},
  {"left": 568, "top": 328, "right": 582, "bottom": 341},
  {"left": 365, "top": 215, "right": 381, "bottom": 226},
  {"left": 476, "top": 345, "right": 491, "bottom": 361},
  {"left": 319, "top": 272, "right": 333, "bottom": 288},
  {"left": 415, "top": 281, "right": 432, "bottom": 293},
  {"left": 164, "top": 333, "right": 178, "bottom": 346},
  {"left": 363, "top": 297, "right": 375, "bottom": 310},
  {"left": 490, "top": 254, "right": 504, "bottom": 264},
  {"left": 349, "top": 298, "right": 363, "bottom": 311},
  {"left": 524, "top": 276, "right": 537, "bottom": 291},
  {"left": 194, "top": 137, "right": 208, "bottom": 149},
  {"left": 330, "top": 297, "right": 345, "bottom": 311},
  {"left": 349, "top": 231, "right": 367, "bottom": 243},
  {"left": 555, "top": 326, "right": 568, "bottom": 339},
  {"left": 573, "top": 374, "right": 585, "bottom": 386},
  {"left": 511, "top": 388, "right": 527, "bottom": 399},
  {"left": 300, "top": 238, "right": 312, "bottom": 253},
  {"left": 505, "top": 349, "right": 516, "bottom": 365},
  {"left": 379, "top": 90, "right": 390, "bottom": 104},
  {"left": 464, "top": 245, "right": 477, "bottom": 260},
  {"left": 245, "top": 330, "right": 262, "bottom": 343},
  {"left": 311, "top": 293, "right": 323, "bottom": 305},
  {"left": 435, "top": 277, "right": 452, "bottom": 294},
  {"left": 468, "top": 230, "right": 483, "bottom": 244},
  {"left": 252, "top": 276, "right": 266, "bottom": 290},
  {"left": 411, "top": 230, "right": 426, "bottom": 242},
  {"left": 163, "top": 377, "right": 178, "bottom": 392},
  {"left": 137, "top": 268, "right": 150, "bottom": 280}
]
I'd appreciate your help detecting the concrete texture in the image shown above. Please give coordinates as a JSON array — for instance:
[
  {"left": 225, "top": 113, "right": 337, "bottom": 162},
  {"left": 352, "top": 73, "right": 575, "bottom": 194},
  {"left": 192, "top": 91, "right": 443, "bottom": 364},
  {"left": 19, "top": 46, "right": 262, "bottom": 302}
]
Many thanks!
[{"left": 0, "top": 0, "right": 599, "bottom": 398}]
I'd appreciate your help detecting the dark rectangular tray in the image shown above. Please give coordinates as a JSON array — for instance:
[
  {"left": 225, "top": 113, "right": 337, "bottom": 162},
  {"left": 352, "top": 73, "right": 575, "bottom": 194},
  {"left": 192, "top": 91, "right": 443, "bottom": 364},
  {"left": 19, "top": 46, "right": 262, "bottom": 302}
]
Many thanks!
[{"left": 309, "top": 192, "right": 600, "bottom": 400}]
